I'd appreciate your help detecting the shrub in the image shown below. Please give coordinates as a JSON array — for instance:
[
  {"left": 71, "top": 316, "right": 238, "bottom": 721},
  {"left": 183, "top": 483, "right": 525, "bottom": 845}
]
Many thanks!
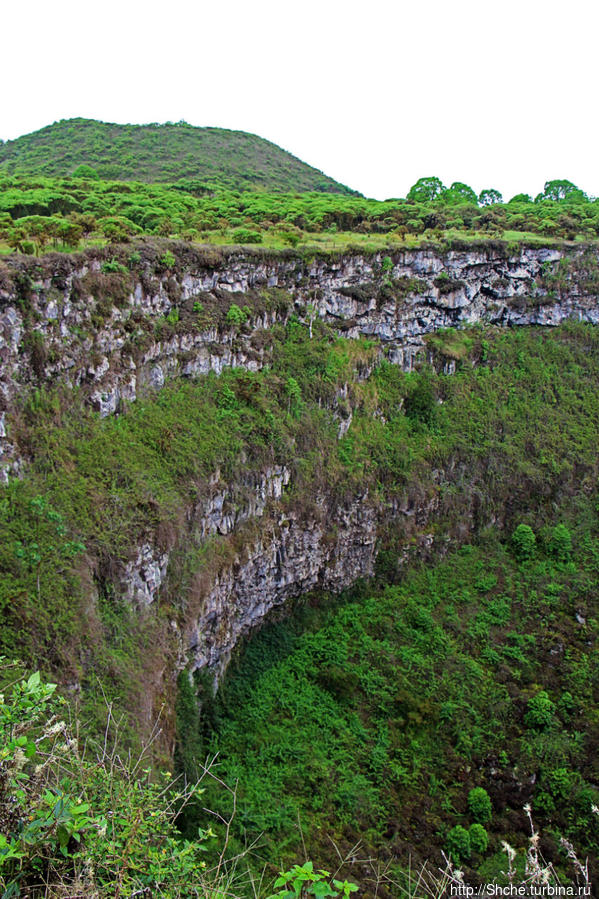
[
  {"left": 281, "top": 231, "right": 301, "bottom": 247},
  {"left": 101, "top": 216, "right": 140, "bottom": 243},
  {"left": 511, "top": 523, "right": 536, "bottom": 561},
  {"left": 159, "top": 250, "right": 176, "bottom": 270},
  {"left": 404, "top": 369, "right": 437, "bottom": 426},
  {"left": 218, "top": 384, "right": 238, "bottom": 411},
  {"left": 468, "top": 822, "right": 489, "bottom": 854},
  {"left": 72, "top": 164, "right": 100, "bottom": 180},
  {"left": 101, "top": 258, "right": 128, "bottom": 274},
  {"left": 433, "top": 272, "right": 466, "bottom": 295},
  {"left": 267, "top": 862, "right": 358, "bottom": 899},
  {"left": 286, "top": 376, "right": 303, "bottom": 417},
  {"left": 20, "top": 239, "right": 36, "bottom": 255},
  {"left": 0, "top": 661, "right": 212, "bottom": 897},
  {"left": 446, "top": 825, "right": 471, "bottom": 863},
  {"left": 542, "top": 766, "right": 578, "bottom": 803},
  {"left": 468, "top": 786, "right": 492, "bottom": 823},
  {"left": 226, "top": 303, "right": 249, "bottom": 326},
  {"left": 525, "top": 690, "right": 556, "bottom": 729},
  {"left": 23, "top": 330, "right": 48, "bottom": 378},
  {"left": 548, "top": 523, "right": 572, "bottom": 561},
  {"left": 231, "top": 227, "right": 262, "bottom": 244},
  {"left": 558, "top": 690, "right": 575, "bottom": 718}
]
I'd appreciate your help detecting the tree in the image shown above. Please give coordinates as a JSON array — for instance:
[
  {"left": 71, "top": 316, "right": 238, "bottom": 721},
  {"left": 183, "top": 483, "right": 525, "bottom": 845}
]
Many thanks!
[
  {"left": 72, "top": 164, "right": 100, "bottom": 180},
  {"left": 479, "top": 188, "right": 503, "bottom": 206},
  {"left": 6, "top": 225, "right": 27, "bottom": 253},
  {"left": 407, "top": 177, "right": 445, "bottom": 203},
  {"left": 100, "top": 216, "right": 140, "bottom": 242},
  {"left": 15, "top": 215, "right": 53, "bottom": 253},
  {"left": 441, "top": 182, "right": 478, "bottom": 205},
  {"left": 68, "top": 212, "right": 98, "bottom": 238},
  {"left": 508, "top": 193, "right": 533, "bottom": 204},
  {"left": 0, "top": 212, "right": 12, "bottom": 238},
  {"left": 50, "top": 218, "right": 83, "bottom": 248},
  {"left": 541, "top": 179, "right": 583, "bottom": 202}
]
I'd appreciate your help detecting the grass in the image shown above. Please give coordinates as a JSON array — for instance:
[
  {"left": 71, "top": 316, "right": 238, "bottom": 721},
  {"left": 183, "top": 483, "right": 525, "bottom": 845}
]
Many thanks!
[{"left": 0, "top": 228, "right": 580, "bottom": 260}]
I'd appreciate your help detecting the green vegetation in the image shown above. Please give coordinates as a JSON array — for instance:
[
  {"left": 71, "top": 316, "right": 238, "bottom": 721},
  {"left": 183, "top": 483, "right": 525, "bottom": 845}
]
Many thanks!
[
  {"left": 2, "top": 277, "right": 599, "bottom": 891},
  {"left": 511, "top": 523, "right": 536, "bottom": 561},
  {"left": 468, "top": 823, "right": 489, "bottom": 856},
  {"left": 3, "top": 317, "right": 599, "bottom": 714},
  {"left": 468, "top": 787, "right": 492, "bottom": 824},
  {"left": 1, "top": 144, "right": 599, "bottom": 257},
  {"left": 0, "top": 118, "right": 355, "bottom": 193},
  {"left": 446, "top": 826, "right": 472, "bottom": 864},
  {"left": 3, "top": 118, "right": 599, "bottom": 894},
  {"left": 0, "top": 660, "right": 216, "bottom": 897},
  {"left": 195, "top": 503, "right": 599, "bottom": 885},
  {"left": 267, "top": 863, "right": 358, "bottom": 899}
]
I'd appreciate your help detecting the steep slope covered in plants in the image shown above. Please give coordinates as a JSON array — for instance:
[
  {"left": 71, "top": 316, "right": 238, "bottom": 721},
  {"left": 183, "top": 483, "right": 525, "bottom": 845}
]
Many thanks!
[
  {"left": 200, "top": 512, "right": 599, "bottom": 893},
  {"left": 0, "top": 118, "right": 355, "bottom": 193},
  {"left": 1, "top": 241, "right": 599, "bottom": 894}
]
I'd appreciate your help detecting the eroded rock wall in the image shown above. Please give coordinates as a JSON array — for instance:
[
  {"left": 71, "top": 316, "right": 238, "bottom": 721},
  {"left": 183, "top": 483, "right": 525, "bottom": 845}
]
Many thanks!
[
  {"left": 1, "top": 243, "right": 598, "bottom": 682},
  {"left": 1, "top": 244, "right": 597, "bottom": 429}
]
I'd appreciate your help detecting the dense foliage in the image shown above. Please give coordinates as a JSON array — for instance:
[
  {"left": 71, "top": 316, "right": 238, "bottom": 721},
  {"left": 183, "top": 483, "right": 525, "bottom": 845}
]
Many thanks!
[
  {"left": 0, "top": 660, "right": 220, "bottom": 897},
  {"left": 1, "top": 120, "right": 597, "bottom": 255},
  {"left": 182, "top": 323, "right": 599, "bottom": 892},
  {"left": 0, "top": 118, "right": 354, "bottom": 193},
  {"left": 197, "top": 521, "right": 599, "bottom": 891},
  {"left": 2, "top": 258, "right": 599, "bottom": 893},
  {"left": 3, "top": 118, "right": 599, "bottom": 895},
  {"left": 4, "top": 319, "right": 599, "bottom": 695},
  {"left": 1, "top": 171, "right": 599, "bottom": 259}
]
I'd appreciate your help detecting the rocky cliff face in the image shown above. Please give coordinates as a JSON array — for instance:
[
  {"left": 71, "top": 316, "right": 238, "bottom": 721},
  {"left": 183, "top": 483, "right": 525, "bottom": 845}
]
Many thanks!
[
  {"left": 1, "top": 242, "right": 598, "bottom": 682},
  {"left": 1, "top": 244, "right": 597, "bottom": 427},
  {"left": 187, "top": 494, "right": 378, "bottom": 675},
  {"left": 184, "top": 485, "right": 444, "bottom": 678}
]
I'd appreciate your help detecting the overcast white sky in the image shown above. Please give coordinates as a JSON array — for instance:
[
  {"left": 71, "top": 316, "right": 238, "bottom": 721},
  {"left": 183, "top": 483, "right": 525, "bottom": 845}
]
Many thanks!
[{"left": 3, "top": 0, "right": 598, "bottom": 200}]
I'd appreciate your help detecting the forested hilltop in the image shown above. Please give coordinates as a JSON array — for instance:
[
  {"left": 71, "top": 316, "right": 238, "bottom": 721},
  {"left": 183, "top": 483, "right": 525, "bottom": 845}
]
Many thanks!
[{"left": 0, "top": 118, "right": 356, "bottom": 193}]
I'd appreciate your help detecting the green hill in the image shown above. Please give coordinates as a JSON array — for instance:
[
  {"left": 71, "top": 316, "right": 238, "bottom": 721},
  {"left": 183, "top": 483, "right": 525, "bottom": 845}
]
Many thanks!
[{"left": 0, "top": 117, "right": 357, "bottom": 194}]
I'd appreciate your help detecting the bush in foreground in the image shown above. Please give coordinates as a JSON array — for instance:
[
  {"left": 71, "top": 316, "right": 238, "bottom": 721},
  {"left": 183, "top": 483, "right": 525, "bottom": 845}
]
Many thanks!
[{"left": 0, "top": 660, "right": 215, "bottom": 897}]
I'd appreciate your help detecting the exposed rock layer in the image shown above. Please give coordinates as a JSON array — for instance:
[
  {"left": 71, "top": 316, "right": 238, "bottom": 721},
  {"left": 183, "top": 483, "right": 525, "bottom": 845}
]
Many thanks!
[
  {"left": 1, "top": 243, "right": 597, "bottom": 680},
  {"left": 1, "top": 245, "right": 597, "bottom": 425}
]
